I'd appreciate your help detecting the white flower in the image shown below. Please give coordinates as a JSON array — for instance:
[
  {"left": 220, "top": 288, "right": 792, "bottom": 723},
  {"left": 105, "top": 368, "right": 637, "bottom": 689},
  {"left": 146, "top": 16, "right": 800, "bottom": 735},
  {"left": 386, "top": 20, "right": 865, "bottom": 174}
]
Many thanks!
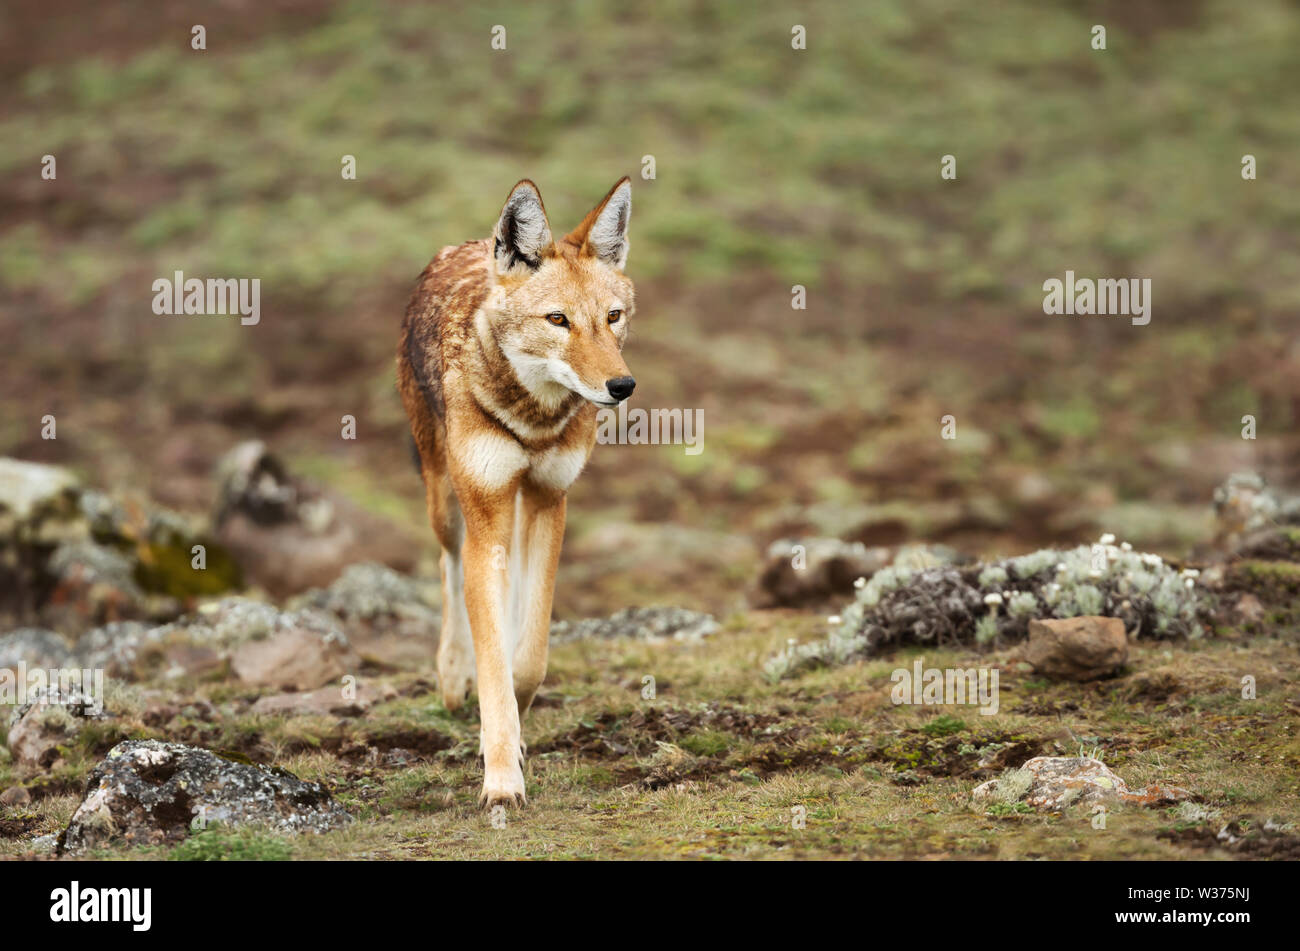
[
  {"left": 1100, "top": 533, "right": 1116, "bottom": 546},
  {"left": 1181, "top": 568, "right": 1200, "bottom": 579},
  {"left": 1184, "top": 579, "right": 1194, "bottom": 590},
  {"left": 853, "top": 576, "right": 866, "bottom": 589},
  {"left": 984, "top": 593, "right": 1003, "bottom": 606},
  {"left": 1120, "top": 542, "right": 1132, "bottom": 552},
  {"left": 827, "top": 615, "right": 841, "bottom": 625}
]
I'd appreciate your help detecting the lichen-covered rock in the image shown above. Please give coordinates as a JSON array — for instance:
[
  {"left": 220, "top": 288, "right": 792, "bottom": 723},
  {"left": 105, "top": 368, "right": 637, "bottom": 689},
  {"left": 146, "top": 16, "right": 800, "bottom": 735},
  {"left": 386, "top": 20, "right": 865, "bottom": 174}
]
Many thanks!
[
  {"left": 0, "top": 628, "right": 73, "bottom": 672},
  {"left": 752, "top": 537, "right": 892, "bottom": 609},
  {"left": 0, "top": 459, "right": 81, "bottom": 537},
  {"left": 75, "top": 598, "right": 353, "bottom": 684},
  {"left": 0, "top": 458, "right": 237, "bottom": 635},
  {"left": 0, "top": 460, "right": 86, "bottom": 630},
  {"left": 289, "top": 562, "right": 439, "bottom": 668},
  {"left": 59, "top": 740, "right": 351, "bottom": 854},
  {"left": 972, "top": 756, "right": 1190, "bottom": 811},
  {"left": 1021, "top": 616, "right": 1128, "bottom": 681},
  {"left": 768, "top": 535, "right": 1203, "bottom": 679},
  {"left": 213, "top": 441, "right": 419, "bottom": 597},
  {"left": 1212, "top": 472, "right": 1300, "bottom": 540},
  {"left": 42, "top": 540, "right": 152, "bottom": 631},
  {"left": 74, "top": 621, "right": 158, "bottom": 679},
  {"left": 550, "top": 607, "right": 719, "bottom": 645},
  {"left": 6, "top": 684, "right": 105, "bottom": 771}
]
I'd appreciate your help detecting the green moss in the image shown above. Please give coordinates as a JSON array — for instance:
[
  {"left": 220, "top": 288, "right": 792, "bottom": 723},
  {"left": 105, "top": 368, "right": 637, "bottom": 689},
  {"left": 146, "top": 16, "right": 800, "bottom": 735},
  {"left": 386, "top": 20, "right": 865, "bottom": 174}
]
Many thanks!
[{"left": 134, "top": 537, "right": 242, "bottom": 598}]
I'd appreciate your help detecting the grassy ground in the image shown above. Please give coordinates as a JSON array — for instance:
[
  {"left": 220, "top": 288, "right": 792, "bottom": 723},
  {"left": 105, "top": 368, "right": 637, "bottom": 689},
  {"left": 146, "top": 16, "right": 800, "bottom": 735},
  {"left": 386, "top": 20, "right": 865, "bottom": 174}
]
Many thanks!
[
  {"left": 2, "top": 0, "right": 1300, "bottom": 860},
  {"left": 4, "top": 607, "right": 1297, "bottom": 860}
]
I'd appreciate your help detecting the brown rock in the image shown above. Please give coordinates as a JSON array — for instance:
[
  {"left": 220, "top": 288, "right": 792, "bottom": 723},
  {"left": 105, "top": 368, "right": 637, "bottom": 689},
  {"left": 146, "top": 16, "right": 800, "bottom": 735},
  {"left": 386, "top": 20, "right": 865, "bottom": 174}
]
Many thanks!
[
  {"left": 1023, "top": 615, "right": 1127, "bottom": 681},
  {"left": 1232, "top": 593, "right": 1266, "bottom": 625},
  {"left": 0, "top": 785, "right": 31, "bottom": 807},
  {"left": 161, "top": 643, "right": 226, "bottom": 680},
  {"left": 231, "top": 626, "right": 359, "bottom": 691},
  {"left": 249, "top": 682, "right": 396, "bottom": 717},
  {"left": 213, "top": 441, "right": 420, "bottom": 598}
]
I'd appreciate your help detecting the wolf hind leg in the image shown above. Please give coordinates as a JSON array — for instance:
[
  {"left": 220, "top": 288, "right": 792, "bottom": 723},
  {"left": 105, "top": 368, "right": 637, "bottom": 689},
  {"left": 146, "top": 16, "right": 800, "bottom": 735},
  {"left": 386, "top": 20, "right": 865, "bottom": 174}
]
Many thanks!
[{"left": 437, "top": 542, "right": 476, "bottom": 712}]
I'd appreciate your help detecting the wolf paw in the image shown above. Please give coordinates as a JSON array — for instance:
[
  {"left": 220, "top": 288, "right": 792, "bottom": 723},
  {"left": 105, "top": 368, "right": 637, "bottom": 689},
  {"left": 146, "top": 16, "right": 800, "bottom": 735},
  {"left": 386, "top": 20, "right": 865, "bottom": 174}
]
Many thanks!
[{"left": 479, "top": 763, "right": 527, "bottom": 809}]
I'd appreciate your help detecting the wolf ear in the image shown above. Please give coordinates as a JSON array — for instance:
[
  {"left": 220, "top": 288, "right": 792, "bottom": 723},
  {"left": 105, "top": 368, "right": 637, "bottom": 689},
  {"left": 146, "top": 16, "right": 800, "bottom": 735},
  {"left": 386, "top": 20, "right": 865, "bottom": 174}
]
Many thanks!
[
  {"left": 493, "top": 180, "right": 553, "bottom": 274},
  {"left": 568, "top": 178, "right": 631, "bottom": 270}
]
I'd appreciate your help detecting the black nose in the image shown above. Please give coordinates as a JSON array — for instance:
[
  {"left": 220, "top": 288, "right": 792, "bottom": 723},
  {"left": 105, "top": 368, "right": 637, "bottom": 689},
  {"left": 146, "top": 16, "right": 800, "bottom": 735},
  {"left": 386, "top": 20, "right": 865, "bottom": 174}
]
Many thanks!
[{"left": 605, "top": 376, "right": 636, "bottom": 401}]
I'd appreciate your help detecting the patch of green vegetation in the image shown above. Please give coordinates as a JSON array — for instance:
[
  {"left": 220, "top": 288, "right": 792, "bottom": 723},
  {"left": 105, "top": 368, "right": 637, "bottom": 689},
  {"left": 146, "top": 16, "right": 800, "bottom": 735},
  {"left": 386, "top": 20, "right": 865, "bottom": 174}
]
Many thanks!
[
  {"left": 169, "top": 826, "right": 293, "bottom": 861},
  {"left": 922, "top": 714, "right": 968, "bottom": 737},
  {"left": 678, "top": 729, "right": 732, "bottom": 758}
]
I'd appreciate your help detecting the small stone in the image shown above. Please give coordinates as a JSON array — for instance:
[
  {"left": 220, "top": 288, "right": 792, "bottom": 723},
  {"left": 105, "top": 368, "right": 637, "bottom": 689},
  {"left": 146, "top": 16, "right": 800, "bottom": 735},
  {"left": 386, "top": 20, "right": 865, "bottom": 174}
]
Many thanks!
[
  {"left": 1022, "top": 616, "right": 1127, "bottom": 681},
  {"left": 1233, "top": 593, "right": 1266, "bottom": 625},
  {"left": 0, "top": 785, "right": 31, "bottom": 807}
]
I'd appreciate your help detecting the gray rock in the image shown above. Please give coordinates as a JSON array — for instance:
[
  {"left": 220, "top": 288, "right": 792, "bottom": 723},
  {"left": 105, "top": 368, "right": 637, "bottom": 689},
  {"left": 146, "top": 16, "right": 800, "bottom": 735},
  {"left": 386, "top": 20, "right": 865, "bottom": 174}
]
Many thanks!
[
  {"left": 0, "top": 459, "right": 80, "bottom": 528},
  {"left": 292, "top": 562, "right": 440, "bottom": 620},
  {"left": 289, "top": 563, "right": 440, "bottom": 668},
  {"left": 60, "top": 739, "right": 351, "bottom": 853},
  {"left": 0, "top": 628, "right": 73, "bottom": 671},
  {"left": 76, "top": 598, "right": 352, "bottom": 684},
  {"left": 41, "top": 540, "right": 150, "bottom": 631},
  {"left": 75, "top": 621, "right": 159, "bottom": 679},
  {"left": 551, "top": 607, "right": 719, "bottom": 645}
]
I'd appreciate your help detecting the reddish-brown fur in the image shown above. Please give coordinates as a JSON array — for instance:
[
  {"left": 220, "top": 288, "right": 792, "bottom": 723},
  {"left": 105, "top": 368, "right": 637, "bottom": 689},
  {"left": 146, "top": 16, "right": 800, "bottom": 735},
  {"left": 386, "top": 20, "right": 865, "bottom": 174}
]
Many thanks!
[{"left": 397, "top": 179, "right": 635, "bottom": 807}]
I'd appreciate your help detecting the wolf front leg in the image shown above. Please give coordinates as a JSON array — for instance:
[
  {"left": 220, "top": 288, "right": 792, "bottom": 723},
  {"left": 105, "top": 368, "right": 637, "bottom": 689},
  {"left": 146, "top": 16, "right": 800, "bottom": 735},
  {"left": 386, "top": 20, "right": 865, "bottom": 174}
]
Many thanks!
[
  {"left": 460, "top": 485, "right": 527, "bottom": 808},
  {"left": 512, "top": 486, "right": 567, "bottom": 717}
]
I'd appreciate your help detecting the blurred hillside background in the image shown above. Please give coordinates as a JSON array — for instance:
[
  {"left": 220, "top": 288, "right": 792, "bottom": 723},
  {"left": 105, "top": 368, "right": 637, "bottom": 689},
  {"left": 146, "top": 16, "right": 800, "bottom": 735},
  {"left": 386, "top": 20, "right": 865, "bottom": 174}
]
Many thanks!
[{"left": 1, "top": 0, "right": 1298, "bottom": 617}]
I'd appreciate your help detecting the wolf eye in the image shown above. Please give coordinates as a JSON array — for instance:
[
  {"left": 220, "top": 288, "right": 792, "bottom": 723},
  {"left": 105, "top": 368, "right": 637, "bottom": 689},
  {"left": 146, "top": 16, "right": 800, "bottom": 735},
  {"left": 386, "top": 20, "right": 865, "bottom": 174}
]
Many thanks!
[
  {"left": 607, "top": 309, "right": 623, "bottom": 323},
  {"left": 546, "top": 313, "right": 569, "bottom": 328}
]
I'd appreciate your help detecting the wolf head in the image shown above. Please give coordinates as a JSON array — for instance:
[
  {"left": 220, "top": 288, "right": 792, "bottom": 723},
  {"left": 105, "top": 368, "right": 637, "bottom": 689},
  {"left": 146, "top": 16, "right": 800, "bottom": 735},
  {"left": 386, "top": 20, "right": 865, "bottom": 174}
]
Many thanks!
[{"left": 487, "top": 178, "right": 635, "bottom": 409}]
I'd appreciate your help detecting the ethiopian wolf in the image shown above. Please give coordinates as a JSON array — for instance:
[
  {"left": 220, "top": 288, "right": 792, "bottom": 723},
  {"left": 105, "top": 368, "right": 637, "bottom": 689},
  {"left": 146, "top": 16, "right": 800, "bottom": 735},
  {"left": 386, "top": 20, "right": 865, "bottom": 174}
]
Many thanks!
[{"left": 397, "top": 178, "right": 636, "bottom": 808}]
